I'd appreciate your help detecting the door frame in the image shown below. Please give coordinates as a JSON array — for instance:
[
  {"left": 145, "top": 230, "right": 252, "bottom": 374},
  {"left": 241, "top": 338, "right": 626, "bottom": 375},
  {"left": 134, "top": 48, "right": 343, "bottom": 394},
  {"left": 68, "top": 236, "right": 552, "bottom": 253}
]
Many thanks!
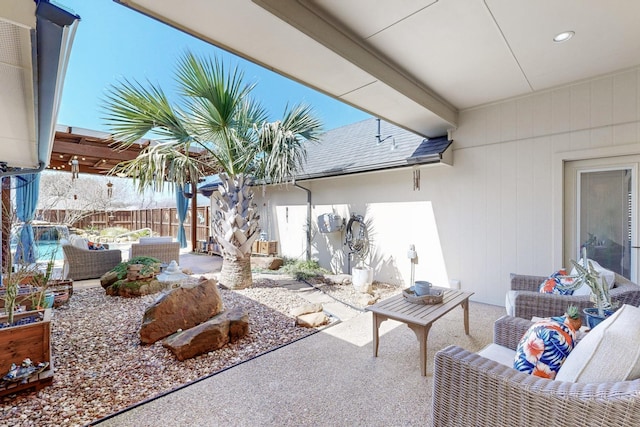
[
  {"left": 563, "top": 157, "right": 638, "bottom": 281},
  {"left": 552, "top": 145, "right": 640, "bottom": 280}
]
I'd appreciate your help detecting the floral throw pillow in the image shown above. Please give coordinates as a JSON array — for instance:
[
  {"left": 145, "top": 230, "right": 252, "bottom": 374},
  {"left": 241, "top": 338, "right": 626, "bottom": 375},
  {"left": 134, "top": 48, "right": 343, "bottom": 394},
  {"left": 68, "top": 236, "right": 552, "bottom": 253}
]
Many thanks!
[
  {"left": 88, "top": 241, "right": 105, "bottom": 251},
  {"left": 513, "top": 316, "right": 577, "bottom": 379},
  {"left": 539, "top": 269, "right": 575, "bottom": 295}
]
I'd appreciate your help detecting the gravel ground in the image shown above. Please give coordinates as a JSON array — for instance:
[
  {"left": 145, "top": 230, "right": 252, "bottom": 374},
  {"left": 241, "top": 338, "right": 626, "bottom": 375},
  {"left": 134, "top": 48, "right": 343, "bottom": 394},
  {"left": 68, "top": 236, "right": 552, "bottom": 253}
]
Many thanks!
[{"left": 0, "top": 276, "right": 400, "bottom": 427}]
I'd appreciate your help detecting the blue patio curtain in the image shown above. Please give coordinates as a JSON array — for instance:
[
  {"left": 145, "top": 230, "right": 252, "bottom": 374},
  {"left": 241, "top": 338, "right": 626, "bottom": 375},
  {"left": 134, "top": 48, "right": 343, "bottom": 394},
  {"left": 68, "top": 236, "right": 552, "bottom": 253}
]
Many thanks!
[
  {"left": 175, "top": 183, "right": 189, "bottom": 248},
  {"left": 15, "top": 174, "right": 41, "bottom": 264}
]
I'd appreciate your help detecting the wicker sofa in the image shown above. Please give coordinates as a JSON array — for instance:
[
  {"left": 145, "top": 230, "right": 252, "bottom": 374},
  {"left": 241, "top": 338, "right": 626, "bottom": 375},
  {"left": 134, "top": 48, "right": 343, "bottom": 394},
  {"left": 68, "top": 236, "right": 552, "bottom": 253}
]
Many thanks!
[
  {"left": 130, "top": 238, "right": 180, "bottom": 264},
  {"left": 62, "top": 244, "right": 122, "bottom": 281},
  {"left": 507, "top": 272, "right": 640, "bottom": 320},
  {"left": 432, "top": 315, "right": 640, "bottom": 427}
]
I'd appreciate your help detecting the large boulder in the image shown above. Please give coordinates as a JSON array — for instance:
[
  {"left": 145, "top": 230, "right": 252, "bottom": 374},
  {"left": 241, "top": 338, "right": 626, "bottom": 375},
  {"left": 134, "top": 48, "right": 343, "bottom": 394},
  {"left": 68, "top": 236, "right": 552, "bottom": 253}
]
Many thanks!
[
  {"left": 139, "top": 278, "right": 224, "bottom": 344},
  {"left": 162, "top": 308, "right": 249, "bottom": 361}
]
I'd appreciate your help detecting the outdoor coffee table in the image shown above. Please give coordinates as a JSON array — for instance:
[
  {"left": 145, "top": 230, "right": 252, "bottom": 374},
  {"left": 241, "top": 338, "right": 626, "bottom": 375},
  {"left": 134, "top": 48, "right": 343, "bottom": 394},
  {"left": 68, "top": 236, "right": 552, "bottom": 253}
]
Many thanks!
[{"left": 366, "top": 289, "right": 474, "bottom": 376}]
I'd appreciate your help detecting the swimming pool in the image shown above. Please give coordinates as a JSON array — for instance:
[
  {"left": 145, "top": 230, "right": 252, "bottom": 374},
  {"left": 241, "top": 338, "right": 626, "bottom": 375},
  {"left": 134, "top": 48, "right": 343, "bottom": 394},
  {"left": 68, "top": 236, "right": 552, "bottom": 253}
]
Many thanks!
[{"left": 10, "top": 224, "right": 69, "bottom": 262}]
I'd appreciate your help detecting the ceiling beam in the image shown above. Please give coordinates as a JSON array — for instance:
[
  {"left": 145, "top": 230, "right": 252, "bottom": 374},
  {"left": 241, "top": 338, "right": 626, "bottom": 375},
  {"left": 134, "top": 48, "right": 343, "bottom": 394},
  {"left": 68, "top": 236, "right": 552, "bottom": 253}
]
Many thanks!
[
  {"left": 52, "top": 140, "right": 140, "bottom": 161},
  {"left": 254, "top": 0, "right": 458, "bottom": 128}
]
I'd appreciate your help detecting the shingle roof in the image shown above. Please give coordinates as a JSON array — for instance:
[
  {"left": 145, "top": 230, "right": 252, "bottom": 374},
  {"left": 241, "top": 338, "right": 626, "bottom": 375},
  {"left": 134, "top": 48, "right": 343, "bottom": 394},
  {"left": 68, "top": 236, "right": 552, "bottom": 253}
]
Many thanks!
[
  {"left": 198, "top": 118, "right": 451, "bottom": 192},
  {"left": 297, "top": 118, "right": 450, "bottom": 180}
]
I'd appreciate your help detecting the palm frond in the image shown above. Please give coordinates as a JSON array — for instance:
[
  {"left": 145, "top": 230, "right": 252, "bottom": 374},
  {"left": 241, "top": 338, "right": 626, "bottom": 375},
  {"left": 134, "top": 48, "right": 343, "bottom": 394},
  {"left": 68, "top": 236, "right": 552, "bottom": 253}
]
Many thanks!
[
  {"left": 102, "top": 78, "right": 191, "bottom": 147},
  {"left": 110, "top": 141, "right": 204, "bottom": 192},
  {"left": 254, "top": 103, "right": 323, "bottom": 184}
]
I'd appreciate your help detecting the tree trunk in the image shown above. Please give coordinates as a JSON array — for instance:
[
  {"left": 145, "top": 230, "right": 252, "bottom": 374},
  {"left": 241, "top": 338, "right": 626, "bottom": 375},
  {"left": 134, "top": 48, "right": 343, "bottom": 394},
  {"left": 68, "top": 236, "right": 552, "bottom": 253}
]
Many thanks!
[
  {"left": 218, "top": 254, "right": 252, "bottom": 289},
  {"left": 211, "top": 173, "right": 260, "bottom": 290}
]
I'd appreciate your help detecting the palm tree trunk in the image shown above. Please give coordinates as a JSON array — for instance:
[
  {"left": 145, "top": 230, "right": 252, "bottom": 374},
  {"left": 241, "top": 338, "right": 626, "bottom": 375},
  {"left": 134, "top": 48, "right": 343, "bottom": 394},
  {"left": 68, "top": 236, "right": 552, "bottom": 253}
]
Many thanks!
[{"left": 219, "top": 254, "right": 252, "bottom": 289}]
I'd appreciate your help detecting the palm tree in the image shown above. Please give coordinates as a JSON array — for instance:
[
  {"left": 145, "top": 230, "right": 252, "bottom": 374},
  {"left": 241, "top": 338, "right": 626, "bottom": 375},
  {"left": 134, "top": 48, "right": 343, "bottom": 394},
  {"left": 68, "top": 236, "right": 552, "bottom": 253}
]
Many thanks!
[{"left": 103, "top": 52, "right": 322, "bottom": 289}]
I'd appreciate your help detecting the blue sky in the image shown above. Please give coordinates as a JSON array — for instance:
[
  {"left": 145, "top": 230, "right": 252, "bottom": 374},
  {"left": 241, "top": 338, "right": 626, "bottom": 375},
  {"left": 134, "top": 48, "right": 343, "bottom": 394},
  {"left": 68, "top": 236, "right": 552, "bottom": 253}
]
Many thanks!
[{"left": 57, "top": 0, "right": 371, "bottom": 133}]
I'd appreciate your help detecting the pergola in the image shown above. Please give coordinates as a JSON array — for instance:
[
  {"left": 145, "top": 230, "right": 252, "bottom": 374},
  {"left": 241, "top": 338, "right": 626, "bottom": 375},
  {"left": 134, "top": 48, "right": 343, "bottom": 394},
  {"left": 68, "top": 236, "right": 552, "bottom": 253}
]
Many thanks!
[
  {"left": 48, "top": 126, "right": 149, "bottom": 175},
  {"left": 1, "top": 126, "right": 202, "bottom": 270}
]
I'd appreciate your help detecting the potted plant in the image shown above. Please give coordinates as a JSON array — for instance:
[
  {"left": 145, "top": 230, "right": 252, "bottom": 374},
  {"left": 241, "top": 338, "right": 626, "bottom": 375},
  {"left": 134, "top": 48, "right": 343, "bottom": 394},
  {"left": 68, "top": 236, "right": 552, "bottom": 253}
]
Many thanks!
[
  {"left": 562, "top": 247, "right": 618, "bottom": 328},
  {"left": 565, "top": 304, "right": 582, "bottom": 332},
  {"left": 0, "top": 305, "right": 53, "bottom": 396},
  {"left": 0, "top": 253, "right": 54, "bottom": 396}
]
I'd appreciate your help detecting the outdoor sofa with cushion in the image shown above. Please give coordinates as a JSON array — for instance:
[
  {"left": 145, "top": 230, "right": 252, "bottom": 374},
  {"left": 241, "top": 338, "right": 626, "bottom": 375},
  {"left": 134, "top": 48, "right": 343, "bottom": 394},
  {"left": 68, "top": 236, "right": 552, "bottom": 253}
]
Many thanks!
[
  {"left": 130, "top": 237, "right": 180, "bottom": 264},
  {"left": 506, "top": 271, "right": 640, "bottom": 320},
  {"left": 431, "top": 310, "right": 640, "bottom": 427},
  {"left": 62, "top": 243, "right": 122, "bottom": 281}
]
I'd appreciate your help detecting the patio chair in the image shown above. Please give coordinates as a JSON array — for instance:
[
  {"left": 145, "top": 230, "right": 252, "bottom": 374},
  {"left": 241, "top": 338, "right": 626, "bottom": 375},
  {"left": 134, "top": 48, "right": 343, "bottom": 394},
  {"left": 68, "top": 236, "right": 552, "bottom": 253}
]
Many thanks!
[
  {"left": 431, "top": 315, "right": 640, "bottom": 427},
  {"left": 506, "top": 272, "right": 640, "bottom": 320},
  {"left": 62, "top": 244, "right": 122, "bottom": 281},
  {"left": 130, "top": 237, "right": 180, "bottom": 264}
]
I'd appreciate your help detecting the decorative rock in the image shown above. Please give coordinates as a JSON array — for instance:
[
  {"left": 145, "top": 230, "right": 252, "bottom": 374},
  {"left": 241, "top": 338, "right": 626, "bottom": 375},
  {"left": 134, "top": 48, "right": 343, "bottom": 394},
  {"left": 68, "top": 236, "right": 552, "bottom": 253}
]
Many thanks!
[
  {"left": 139, "top": 278, "right": 224, "bottom": 344},
  {"left": 100, "top": 271, "right": 119, "bottom": 289},
  {"left": 296, "top": 312, "right": 328, "bottom": 328},
  {"left": 127, "top": 264, "right": 154, "bottom": 281},
  {"left": 162, "top": 308, "right": 249, "bottom": 360},
  {"left": 290, "top": 303, "right": 323, "bottom": 317},
  {"left": 357, "top": 293, "right": 379, "bottom": 306},
  {"left": 106, "top": 279, "right": 166, "bottom": 297},
  {"left": 324, "top": 274, "right": 352, "bottom": 285},
  {"left": 251, "top": 257, "right": 284, "bottom": 270}
]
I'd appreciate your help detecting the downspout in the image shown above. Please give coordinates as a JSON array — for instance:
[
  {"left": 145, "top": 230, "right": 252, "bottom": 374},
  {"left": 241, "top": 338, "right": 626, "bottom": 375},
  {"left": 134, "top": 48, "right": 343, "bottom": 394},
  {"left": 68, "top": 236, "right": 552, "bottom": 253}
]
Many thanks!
[{"left": 293, "top": 180, "right": 312, "bottom": 261}]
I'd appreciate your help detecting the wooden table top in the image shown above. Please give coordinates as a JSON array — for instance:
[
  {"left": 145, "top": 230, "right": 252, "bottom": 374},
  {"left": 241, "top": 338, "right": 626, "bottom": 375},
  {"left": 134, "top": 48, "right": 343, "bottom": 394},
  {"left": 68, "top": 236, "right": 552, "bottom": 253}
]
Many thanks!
[{"left": 365, "top": 289, "right": 474, "bottom": 327}]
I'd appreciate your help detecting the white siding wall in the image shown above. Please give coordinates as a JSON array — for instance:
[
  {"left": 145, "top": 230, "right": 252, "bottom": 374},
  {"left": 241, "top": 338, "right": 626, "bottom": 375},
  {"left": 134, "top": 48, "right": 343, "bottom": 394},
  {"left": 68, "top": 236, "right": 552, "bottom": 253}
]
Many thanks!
[{"left": 253, "top": 68, "right": 640, "bottom": 306}]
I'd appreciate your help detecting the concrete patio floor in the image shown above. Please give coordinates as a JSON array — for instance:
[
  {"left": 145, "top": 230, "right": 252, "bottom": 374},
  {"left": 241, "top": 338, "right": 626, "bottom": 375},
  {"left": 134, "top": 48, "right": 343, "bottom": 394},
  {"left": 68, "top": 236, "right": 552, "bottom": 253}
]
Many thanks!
[{"left": 75, "top": 249, "right": 505, "bottom": 426}]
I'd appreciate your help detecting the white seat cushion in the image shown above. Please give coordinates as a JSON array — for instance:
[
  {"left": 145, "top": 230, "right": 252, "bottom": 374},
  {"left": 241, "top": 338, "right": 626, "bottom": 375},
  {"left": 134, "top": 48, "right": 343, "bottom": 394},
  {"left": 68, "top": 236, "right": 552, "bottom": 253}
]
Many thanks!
[
  {"left": 69, "top": 234, "right": 89, "bottom": 250},
  {"left": 505, "top": 291, "right": 518, "bottom": 316},
  {"left": 556, "top": 304, "right": 640, "bottom": 383},
  {"left": 477, "top": 343, "right": 516, "bottom": 367}
]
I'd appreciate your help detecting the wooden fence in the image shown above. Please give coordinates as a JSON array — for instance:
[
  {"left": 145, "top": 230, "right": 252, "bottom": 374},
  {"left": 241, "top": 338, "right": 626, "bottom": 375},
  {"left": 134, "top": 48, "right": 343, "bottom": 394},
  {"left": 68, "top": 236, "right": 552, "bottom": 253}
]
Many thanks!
[{"left": 36, "top": 207, "right": 212, "bottom": 243}]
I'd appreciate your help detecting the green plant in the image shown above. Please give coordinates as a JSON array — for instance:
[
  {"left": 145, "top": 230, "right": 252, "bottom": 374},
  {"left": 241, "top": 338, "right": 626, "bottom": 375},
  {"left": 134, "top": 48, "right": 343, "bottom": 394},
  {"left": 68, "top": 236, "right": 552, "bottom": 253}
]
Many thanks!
[
  {"left": 1, "top": 253, "right": 46, "bottom": 324},
  {"left": 280, "top": 259, "right": 329, "bottom": 281},
  {"left": 28, "top": 260, "right": 55, "bottom": 309},
  {"left": 566, "top": 304, "right": 580, "bottom": 319},
  {"left": 560, "top": 247, "right": 618, "bottom": 318},
  {"left": 111, "top": 256, "right": 161, "bottom": 280}
]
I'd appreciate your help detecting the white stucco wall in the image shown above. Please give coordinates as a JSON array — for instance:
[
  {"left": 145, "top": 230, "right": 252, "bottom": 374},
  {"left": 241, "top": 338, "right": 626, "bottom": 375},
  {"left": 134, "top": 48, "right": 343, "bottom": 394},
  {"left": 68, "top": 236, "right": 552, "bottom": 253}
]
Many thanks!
[{"left": 252, "top": 67, "right": 640, "bottom": 306}]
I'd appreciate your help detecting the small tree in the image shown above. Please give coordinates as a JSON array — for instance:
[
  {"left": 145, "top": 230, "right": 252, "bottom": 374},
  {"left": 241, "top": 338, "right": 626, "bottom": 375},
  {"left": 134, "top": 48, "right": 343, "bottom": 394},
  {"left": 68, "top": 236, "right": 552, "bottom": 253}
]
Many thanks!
[{"left": 103, "top": 52, "right": 322, "bottom": 289}]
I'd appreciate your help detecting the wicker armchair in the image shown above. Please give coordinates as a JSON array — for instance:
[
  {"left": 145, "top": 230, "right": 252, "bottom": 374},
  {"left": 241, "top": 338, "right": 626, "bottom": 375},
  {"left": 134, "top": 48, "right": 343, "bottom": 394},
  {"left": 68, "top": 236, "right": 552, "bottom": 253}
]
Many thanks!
[
  {"left": 130, "top": 241, "right": 180, "bottom": 264},
  {"left": 431, "top": 315, "right": 640, "bottom": 427},
  {"left": 62, "top": 244, "right": 122, "bottom": 281},
  {"left": 508, "top": 272, "right": 640, "bottom": 320}
]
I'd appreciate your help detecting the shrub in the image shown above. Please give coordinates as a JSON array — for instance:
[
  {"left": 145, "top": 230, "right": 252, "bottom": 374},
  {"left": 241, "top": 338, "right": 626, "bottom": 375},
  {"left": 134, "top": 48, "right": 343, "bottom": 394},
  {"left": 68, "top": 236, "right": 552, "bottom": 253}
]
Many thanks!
[
  {"left": 111, "top": 256, "right": 162, "bottom": 280},
  {"left": 280, "top": 259, "right": 329, "bottom": 281}
]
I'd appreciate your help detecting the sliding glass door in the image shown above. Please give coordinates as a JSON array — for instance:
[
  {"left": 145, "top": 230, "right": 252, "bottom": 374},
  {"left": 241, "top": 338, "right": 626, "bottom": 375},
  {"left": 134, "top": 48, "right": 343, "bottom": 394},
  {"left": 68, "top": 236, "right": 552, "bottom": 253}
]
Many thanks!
[{"left": 564, "top": 157, "right": 638, "bottom": 281}]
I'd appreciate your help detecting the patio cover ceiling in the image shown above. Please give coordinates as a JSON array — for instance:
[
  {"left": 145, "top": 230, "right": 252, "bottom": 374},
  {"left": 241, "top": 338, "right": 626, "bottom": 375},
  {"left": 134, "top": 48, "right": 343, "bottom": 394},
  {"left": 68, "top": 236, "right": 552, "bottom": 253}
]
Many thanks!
[
  {"left": 49, "top": 125, "right": 149, "bottom": 175},
  {"left": 115, "top": 0, "right": 640, "bottom": 138}
]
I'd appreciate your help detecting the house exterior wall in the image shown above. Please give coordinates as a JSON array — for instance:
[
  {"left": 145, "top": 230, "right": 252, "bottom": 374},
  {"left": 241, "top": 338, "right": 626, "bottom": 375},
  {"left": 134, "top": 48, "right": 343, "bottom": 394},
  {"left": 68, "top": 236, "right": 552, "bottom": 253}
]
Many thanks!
[{"left": 251, "top": 67, "right": 640, "bottom": 306}]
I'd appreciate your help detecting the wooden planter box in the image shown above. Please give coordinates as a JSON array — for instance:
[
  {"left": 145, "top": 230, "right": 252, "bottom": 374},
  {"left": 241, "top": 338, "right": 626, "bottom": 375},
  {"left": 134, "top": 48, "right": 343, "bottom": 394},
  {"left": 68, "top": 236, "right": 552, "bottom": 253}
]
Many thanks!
[
  {"left": 253, "top": 240, "right": 278, "bottom": 256},
  {"left": 0, "top": 309, "right": 53, "bottom": 397},
  {"left": 48, "top": 279, "right": 73, "bottom": 307},
  {"left": 0, "top": 280, "right": 73, "bottom": 311}
]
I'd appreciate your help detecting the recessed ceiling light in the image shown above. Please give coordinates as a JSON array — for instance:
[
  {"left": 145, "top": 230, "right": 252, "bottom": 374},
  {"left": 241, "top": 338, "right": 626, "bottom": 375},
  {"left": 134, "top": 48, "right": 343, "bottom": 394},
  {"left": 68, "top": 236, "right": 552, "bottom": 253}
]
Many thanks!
[{"left": 553, "top": 31, "right": 574, "bottom": 43}]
